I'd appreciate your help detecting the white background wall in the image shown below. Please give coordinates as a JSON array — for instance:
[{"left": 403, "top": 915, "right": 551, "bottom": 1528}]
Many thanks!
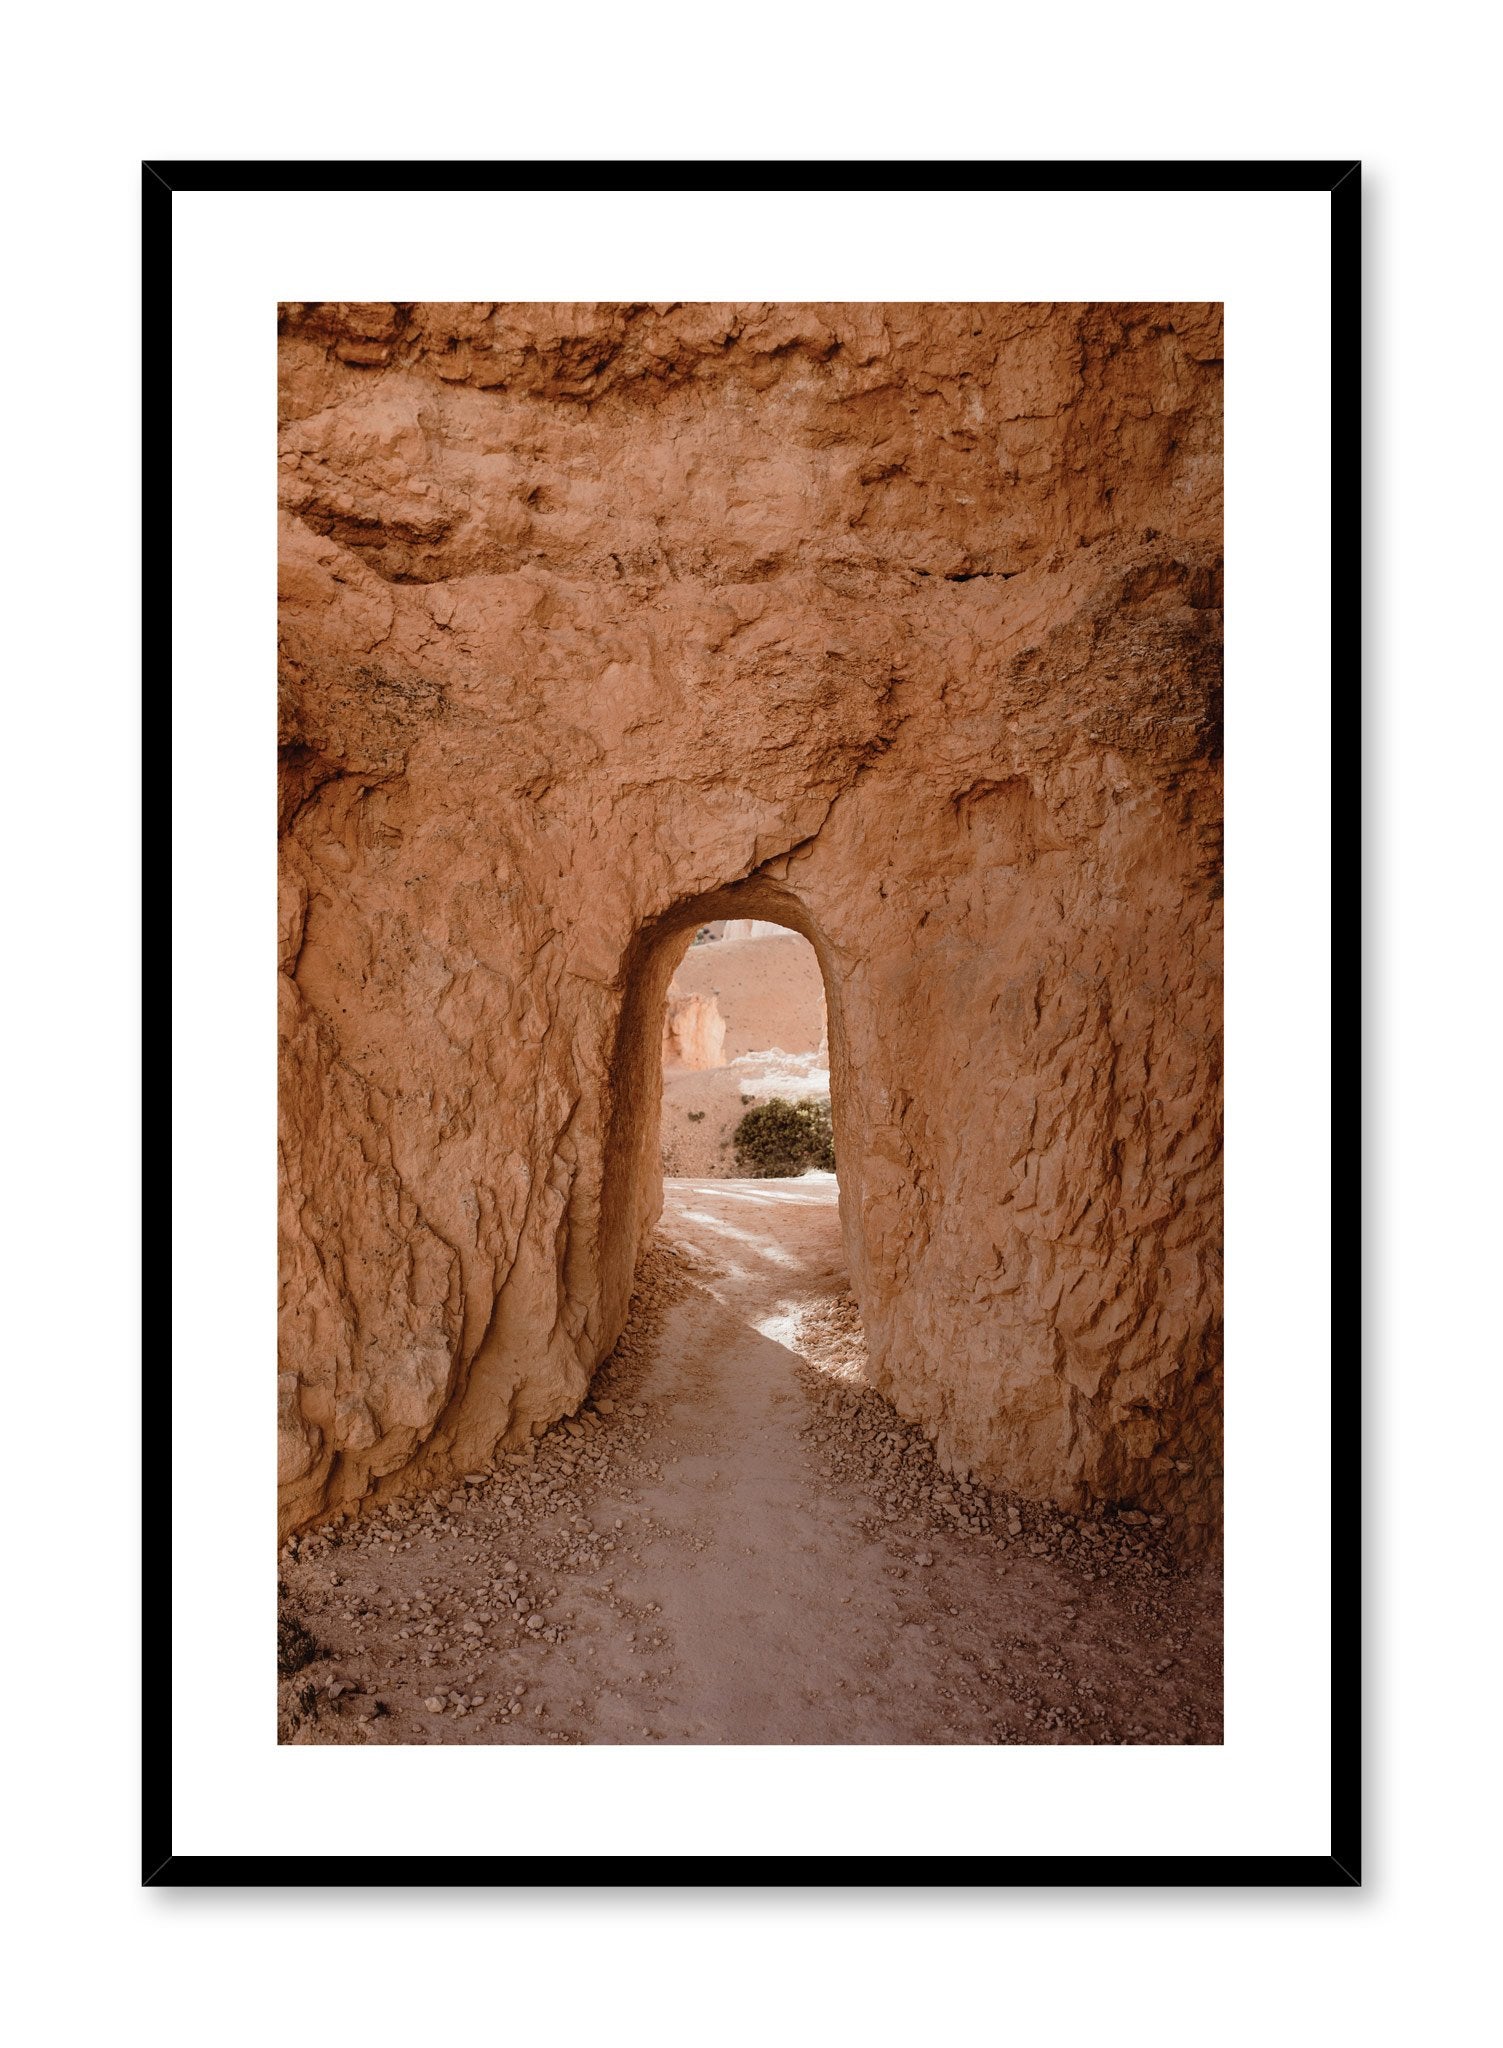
[{"left": 0, "top": 12, "right": 1489, "bottom": 2045}]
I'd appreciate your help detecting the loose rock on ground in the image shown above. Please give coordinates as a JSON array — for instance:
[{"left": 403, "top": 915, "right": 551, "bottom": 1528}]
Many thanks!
[{"left": 279, "top": 1177, "right": 1221, "bottom": 1746}]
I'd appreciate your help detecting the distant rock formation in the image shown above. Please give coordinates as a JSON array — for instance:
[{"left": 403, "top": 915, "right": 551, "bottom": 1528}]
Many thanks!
[{"left": 662, "top": 990, "right": 727, "bottom": 1071}]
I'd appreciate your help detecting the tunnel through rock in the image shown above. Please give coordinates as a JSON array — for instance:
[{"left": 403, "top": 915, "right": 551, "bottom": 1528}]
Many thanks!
[
  {"left": 277, "top": 301, "right": 1223, "bottom": 1555},
  {"left": 597, "top": 886, "right": 862, "bottom": 1394}
]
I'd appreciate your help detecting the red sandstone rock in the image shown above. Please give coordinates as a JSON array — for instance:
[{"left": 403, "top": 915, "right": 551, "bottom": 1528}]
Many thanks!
[{"left": 277, "top": 302, "right": 1223, "bottom": 1548}]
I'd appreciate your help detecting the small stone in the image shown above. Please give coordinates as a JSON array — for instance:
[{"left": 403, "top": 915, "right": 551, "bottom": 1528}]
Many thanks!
[
  {"left": 424, "top": 1696, "right": 445, "bottom": 1713},
  {"left": 527, "top": 1614, "right": 544, "bottom": 1631}
]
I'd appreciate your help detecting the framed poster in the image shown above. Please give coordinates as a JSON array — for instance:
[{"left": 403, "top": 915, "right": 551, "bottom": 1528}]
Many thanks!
[{"left": 153, "top": 159, "right": 1355, "bottom": 1884}]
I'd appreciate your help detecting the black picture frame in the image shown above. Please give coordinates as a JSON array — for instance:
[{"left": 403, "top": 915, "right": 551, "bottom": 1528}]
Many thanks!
[{"left": 149, "top": 157, "right": 1358, "bottom": 1889}]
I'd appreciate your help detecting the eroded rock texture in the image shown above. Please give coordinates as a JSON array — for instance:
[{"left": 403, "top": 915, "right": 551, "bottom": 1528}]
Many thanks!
[
  {"left": 278, "top": 301, "right": 1223, "bottom": 1548},
  {"left": 662, "top": 991, "right": 727, "bottom": 1071}
]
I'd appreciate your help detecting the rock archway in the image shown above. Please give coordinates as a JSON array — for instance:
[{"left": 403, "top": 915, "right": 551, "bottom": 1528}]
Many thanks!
[
  {"left": 278, "top": 300, "right": 1223, "bottom": 1551},
  {"left": 598, "top": 882, "right": 860, "bottom": 1384}
]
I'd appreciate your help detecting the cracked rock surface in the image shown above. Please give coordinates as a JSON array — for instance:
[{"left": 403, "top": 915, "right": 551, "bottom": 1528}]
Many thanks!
[{"left": 278, "top": 301, "right": 1223, "bottom": 1545}]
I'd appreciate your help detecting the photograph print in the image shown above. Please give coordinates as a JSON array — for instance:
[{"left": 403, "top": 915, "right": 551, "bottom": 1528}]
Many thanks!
[{"left": 275, "top": 297, "right": 1224, "bottom": 1750}]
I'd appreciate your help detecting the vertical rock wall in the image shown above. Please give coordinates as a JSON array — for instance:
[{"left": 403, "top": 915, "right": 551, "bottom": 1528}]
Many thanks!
[
  {"left": 662, "top": 991, "right": 727, "bottom": 1070},
  {"left": 278, "top": 301, "right": 1223, "bottom": 1548}
]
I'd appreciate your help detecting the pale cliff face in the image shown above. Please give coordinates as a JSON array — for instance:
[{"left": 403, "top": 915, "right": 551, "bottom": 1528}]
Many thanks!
[
  {"left": 278, "top": 301, "right": 1223, "bottom": 1549},
  {"left": 663, "top": 992, "right": 727, "bottom": 1071}
]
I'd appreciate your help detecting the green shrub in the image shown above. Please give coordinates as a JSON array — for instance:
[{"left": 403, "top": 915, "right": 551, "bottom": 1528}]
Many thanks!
[{"left": 732, "top": 1096, "right": 835, "bottom": 1177}]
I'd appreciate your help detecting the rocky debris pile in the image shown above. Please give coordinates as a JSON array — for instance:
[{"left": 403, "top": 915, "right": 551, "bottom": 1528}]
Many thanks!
[
  {"left": 274, "top": 1222, "right": 1220, "bottom": 1750},
  {"left": 796, "top": 1290, "right": 867, "bottom": 1382},
  {"left": 276, "top": 1597, "right": 322, "bottom": 1677},
  {"left": 276, "top": 1245, "right": 692, "bottom": 1741},
  {"left": 795, "top": 1295, "right": 1179, "bottom": 1584},
  {"left": 276, "top": 1587, "right": 329, "bottom": 1740}
]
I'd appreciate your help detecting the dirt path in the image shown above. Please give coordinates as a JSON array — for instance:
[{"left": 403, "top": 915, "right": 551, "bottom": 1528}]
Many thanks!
[{"left": 279, "top": 1175, "right": 1222, "bottom": 1745}]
